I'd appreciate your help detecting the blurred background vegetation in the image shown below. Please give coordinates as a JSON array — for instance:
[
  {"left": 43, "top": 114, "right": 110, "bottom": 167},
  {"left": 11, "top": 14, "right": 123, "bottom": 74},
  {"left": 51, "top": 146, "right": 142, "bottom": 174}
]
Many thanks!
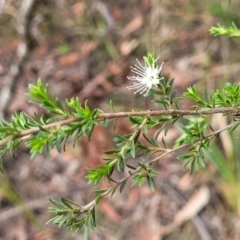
[{"left": 0, "top": 0, "right": 239, "bottom": 239}]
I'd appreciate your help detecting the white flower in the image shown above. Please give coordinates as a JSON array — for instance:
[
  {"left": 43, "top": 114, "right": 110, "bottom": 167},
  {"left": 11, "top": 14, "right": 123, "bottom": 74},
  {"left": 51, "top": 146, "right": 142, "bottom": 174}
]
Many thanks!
[{"left": 127, "top": 57, "right": 164, "bottom": 96}]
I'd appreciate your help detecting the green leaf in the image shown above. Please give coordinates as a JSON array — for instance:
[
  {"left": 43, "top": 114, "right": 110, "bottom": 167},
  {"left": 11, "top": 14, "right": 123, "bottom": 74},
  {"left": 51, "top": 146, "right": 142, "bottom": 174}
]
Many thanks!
[
  {"left": 177, "top": 153, "right": 193, "bottom": 161},
  {"left": 170, "top": 89, "right": 176, "bottom": 101},
  {"left": 147, "top": 176, "right": 155, "bottom": 192},
  {"left": 84, "top": 226, "right": 88, "bottom": 240},
  {"left": 129, "top": 116, "right": 143, "bottom": 125},
  {"left": 148, "top": 89, "right": 163, "bottom": 96},
  {"left": 152, "top": 97, "right": 169, "bottom": 105},
  {"left": 120, "top": 180, "right": 126, "bottom": 193},
  {"left": 56, "top": 135, "right": 62, "bottom": 153},
  {"left": 130, "top": 141, "right": 136, "bottom": 158},
  {"left": 149, "top": 137, "right": 158, "bottom": 147},
  {"left": 95, "top": 195, "right": 103, "bottom": 204},
  {"left": 164, "top": 121, "right": 172, "bottom": 136},
  {"left": 198, "top": 156, "right": 205, "bottom": 168},
  {"left": 94, "top": 189, "right": 108, "bottom": 195},
  {"left": 92, "top": 207, "right": 96, "bottom": 228},
  {"left": 0, "top": 158, "right": 3, "bottom": 172},
  {"left": 161, "top": 137, "right": 168, "bottom": 149},
  {"left": 111, "top": 187, "right": 116, "bottom": 198},
  {"left": 126, "top": 164, "right": 137, "bottom": 170},
  {"left": 61, "top": 198, "right": 73, "bottom": 209},
  {"left": 117, "top": 157, "right": 125, "bottom": 172},
  {"left": 184, "top": 86, "right": 206, "bottom": 105},
  {"left": 49, "top": 199, "right": 66, "bottom": 209},
  {"left": 104, "top": 149, "right": 120, "bottom": 154},
  {"left": 229, "top": 123, "right": 240, "bottom": 133},
  {"left": 103, "top": 118, "right": 108, "bottom": 127},
  {"left": 109, "top": 100, "right": 115, "bottom": 112}
]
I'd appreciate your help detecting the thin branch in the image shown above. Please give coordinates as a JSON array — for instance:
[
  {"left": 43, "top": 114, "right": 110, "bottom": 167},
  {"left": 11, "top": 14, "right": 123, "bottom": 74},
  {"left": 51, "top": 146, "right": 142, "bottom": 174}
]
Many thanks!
[
  {"left": 79, "top": 120, "right": 240, "bottom": 212},
  {"left": 0, "top": 107, "right": 237, "bottom": 147},
  {"left": 98, "top": 107, "right": 236, "bottom": 119},
  {"left": 0, "top": 117, "right": 76, "bottom": 146},
  {"left": 83, "top": 117, "right": 148, "bottom": 209}
]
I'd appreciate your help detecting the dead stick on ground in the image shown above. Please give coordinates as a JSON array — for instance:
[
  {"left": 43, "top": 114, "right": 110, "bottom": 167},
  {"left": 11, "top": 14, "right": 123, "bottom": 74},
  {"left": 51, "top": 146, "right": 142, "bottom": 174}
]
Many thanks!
[
  {"left": 0, "top": 0, "right": 6, "bottom": 18},
  {"left": 0, "top": 0, "right": 38, "bottom": 119},
  {"left": 159, "top": 178, "right": 212, "bottom": 240}
]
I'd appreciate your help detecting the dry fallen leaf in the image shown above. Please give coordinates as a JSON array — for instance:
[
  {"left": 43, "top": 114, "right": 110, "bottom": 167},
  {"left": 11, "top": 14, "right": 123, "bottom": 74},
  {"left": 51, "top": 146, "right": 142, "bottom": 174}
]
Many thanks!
[
  {"left": 80, "top": 41, "right": 98, "bottom": 56},
  {"left": 120, "top": 39, "right": 138, "bottom": 56},
  {"left": 71, "top": 2, "right": 86, "bottom": 16},
  {"left": 58, "top": 52, "right": 79, "bottom": 66},
  {"left": 177, "top": 173, "right": 194, "bottom": 192},
  {"left": 121, "top": 15, "right": 143, "bottom": 38}
]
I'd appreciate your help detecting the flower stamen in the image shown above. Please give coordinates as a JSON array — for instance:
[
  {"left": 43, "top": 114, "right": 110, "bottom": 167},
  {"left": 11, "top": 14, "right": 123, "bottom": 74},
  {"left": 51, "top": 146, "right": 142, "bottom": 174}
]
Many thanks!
[{"left": 127, "top": 55, "right": 164, "bottom": 96}]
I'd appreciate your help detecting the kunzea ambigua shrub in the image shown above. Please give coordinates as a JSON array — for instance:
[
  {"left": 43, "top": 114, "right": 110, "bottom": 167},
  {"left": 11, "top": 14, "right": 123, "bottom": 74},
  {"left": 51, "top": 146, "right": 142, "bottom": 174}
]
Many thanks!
[{"left": 0, "top": 24, "right": 239, "bottom": 238}]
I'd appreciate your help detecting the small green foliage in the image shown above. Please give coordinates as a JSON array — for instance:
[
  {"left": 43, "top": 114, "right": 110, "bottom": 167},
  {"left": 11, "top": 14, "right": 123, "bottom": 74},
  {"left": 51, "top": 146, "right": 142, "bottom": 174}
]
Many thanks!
[
  {"left": 86, "top": 165, "right": 114, "bottom": 185},
  {"left": 26, "top": 132, "right": 52, "bottom": 158},
  {"left": 149, "top": 73, "right": 178, "bottom": 109},
  {"left": 27, "top": 79, "right": 67, "bottom": 116},
  {"left": 184, "top": 83, "right": 240, "bottom": 109},
  {"left": 0, "top": 44, "right": 239, "bottom": 238},
  {"left": 132, "top": 163, "right": 158, "bottom": 192},
  {"left": 86, "top": 117, "right": 149, "bottom": 186},
  {"left": 0, "top": 80, "right": 102, "bottom": 170},
  {"left": 175, "top": 117, "right": 208, "bottom": 145},
  {"left": 175, "top": 117, "right": 212, "bottom": 173},
  {"left": 214, "top": 83, "right": 240, "bottom": 107},
  {"left": 184, "top": 86, "right": 216, "bottom": 108},
  {"left": 210, "top": 22, "right": 240, "bottom": 38},
  {"left": 184, "top": 86, "right": 206, "bottom": 106},
  {"left": 0, "top": 146, "right": 8, "bottom": 172},
  {"left": 47, "top": 198, "right": 96, "bottom": 233},
  {"left": 143, "top": 53, "right": 157, "bottom": 67},
  {"left": 177, "top": 141, "right": 209, "bottom": 174}
]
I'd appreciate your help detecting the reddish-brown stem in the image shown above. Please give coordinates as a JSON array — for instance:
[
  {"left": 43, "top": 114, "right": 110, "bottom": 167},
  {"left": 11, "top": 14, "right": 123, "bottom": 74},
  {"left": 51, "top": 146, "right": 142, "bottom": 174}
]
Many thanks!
[
  {"left": 81, "top": 120, "right": 240, "bottom": 211},
  {"left": 0, "top": 107, "right": 236, "bottom": 147}
]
